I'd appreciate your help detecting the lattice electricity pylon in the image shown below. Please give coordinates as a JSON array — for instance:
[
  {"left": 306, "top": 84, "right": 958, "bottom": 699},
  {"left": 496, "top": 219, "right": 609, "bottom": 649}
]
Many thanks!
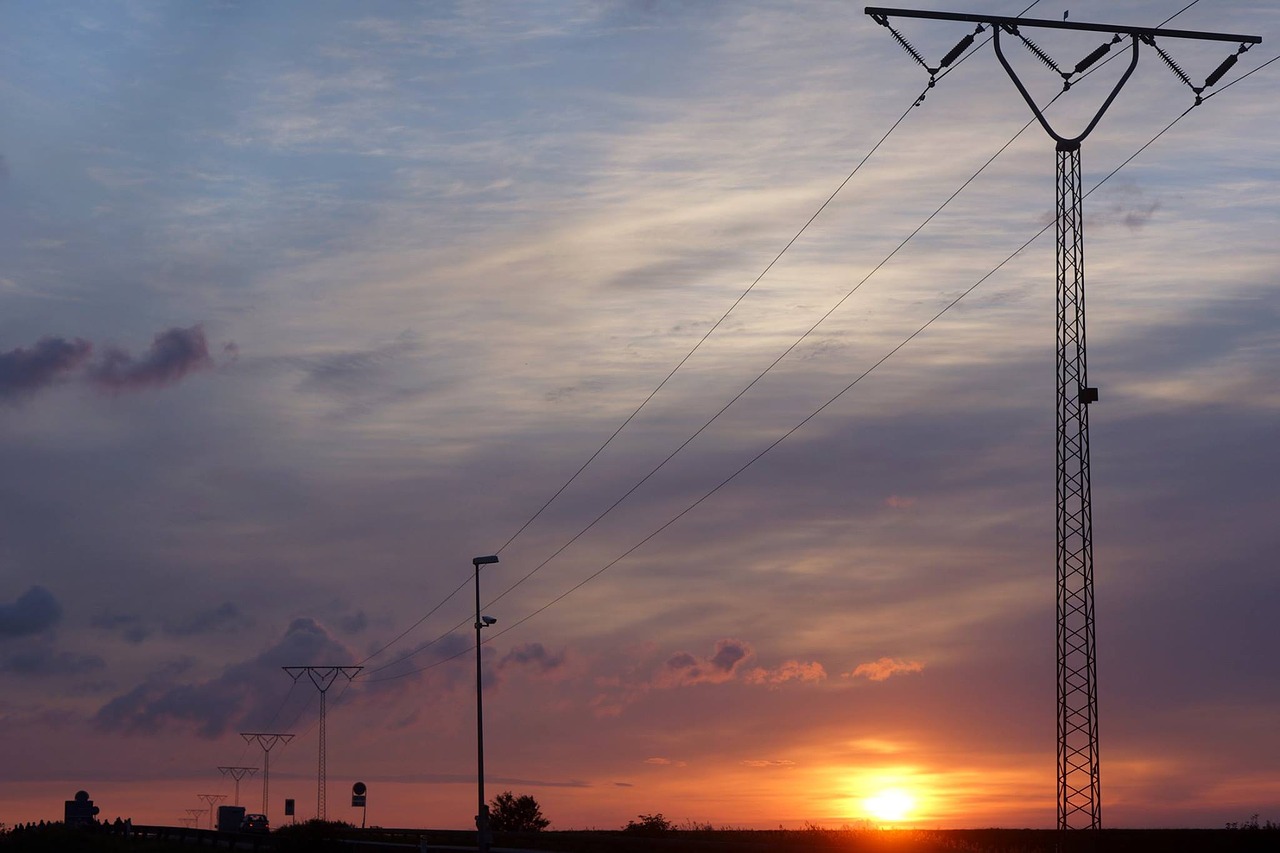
[
  {"left": 283, "top": 666, "right": 362, "bottom": 821},
  {"left": 183, "top": 808, "right": 204, "bottom": 828},
  {"left": 865, "top": 6, "right": 1260, "bottom": 833},
  {"left": 196, "top": 794, "right": 225, "bottom": 830},
  {"left": 240, "top": 732, "right": 294, "bottom": 818},
  {"left": 217, "top": 765, "right": 258, "bottom": 807}
]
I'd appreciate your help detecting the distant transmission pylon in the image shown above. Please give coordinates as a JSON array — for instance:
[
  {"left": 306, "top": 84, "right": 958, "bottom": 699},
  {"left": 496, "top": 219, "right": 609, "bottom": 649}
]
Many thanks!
[
  {"left": 283, "top": 666, "right": 362, "bottom": 821},
  {"left": 217, "top": 765, "right": 258, "bottom": 807},
  {"left": 184, "top": 808, "right": 205, "bottom": 829},
  {"left": 240, "top": 732, "right": 294, "bottom": 818},
  {"left": 195, "top": 793, "right": 226, "bottom": 830},
  {"left": 866, "top": 6, "right": 1259, "bottom": 834}
]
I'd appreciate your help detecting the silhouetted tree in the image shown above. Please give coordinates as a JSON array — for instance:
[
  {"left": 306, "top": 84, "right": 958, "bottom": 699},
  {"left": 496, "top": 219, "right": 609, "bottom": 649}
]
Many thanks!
[
  {"left": 488, "top": 791, "right": 549, "bottom": 832},
  {"left": 624, "top": 813, "right": 672, "bottom": 834}
]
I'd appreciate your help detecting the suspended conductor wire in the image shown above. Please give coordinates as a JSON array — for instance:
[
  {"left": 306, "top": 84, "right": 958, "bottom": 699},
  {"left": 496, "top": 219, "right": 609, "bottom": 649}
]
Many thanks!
[
  {"left": 474, "top": 114, "right": 1044, "bottom": 621},
  {"left": 358, "top": 3, "right": 1264, "bottom": 682},
  {"left": 449, "top": 1, "right": 1067, "bottom": 640},
  {"left": 374, "top": 2, "right": 1237, "bottom": 681},
  {"left": 351, "top": 0, "right": 1051, "bottom": 676},
  {"left": 363, "top": 94, "right": 1210, "bottom": 685},
  {"left": 356, "top": 575, "right": 470, "bottom": 667},
  {"left": 363, "top": 610, "right": 472, "bottom": 676},
  {"left": 230, "top": 680, "right": 300, "bottom": 765},
  {"left": 489, "top": 97, "right": 925, "bottom": 559},
  {"left": 355, "top": 88, "right": 932, "bottom": 677},
  {"left": 357, "top": 92, "right": 960, "bottom": 677},
  {"left": 485, "top": 0, "right": 1045, "bottom": 561},
  {"left": 363, "top": 5, "right": 1258, "bottom": 683},
  {"left": 354, "top": 81, "right": 932, "bottom": 678}
]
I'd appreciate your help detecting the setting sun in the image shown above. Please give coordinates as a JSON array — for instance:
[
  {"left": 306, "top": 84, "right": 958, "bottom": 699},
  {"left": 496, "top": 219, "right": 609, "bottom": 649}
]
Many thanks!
[{"left": 863, "top": 788, "right": 916, "bottom": 823}]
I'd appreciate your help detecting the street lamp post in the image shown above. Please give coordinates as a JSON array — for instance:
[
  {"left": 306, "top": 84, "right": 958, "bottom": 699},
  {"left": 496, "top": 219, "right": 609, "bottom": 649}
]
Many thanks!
[{"left": 472, "top": 554, "right": 500, "bottom": 853}]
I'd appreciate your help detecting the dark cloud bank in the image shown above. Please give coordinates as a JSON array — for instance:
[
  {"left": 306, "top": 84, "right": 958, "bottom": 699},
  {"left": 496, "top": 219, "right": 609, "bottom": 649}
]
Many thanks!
[
  {"left": 0, "top": 586, "right": 104, "bottom": 676},
  {"left": 0, "top": 586, "right": 62, "bottom": 638},
  {"left": 95, "top": 617, "right": 356, "bottom": 738},
  {"left": 0, "top": 325, "right": 226, "bottom": 403},
  {"left": 92, "top": 602, "right": 254, "bottom": 644}
]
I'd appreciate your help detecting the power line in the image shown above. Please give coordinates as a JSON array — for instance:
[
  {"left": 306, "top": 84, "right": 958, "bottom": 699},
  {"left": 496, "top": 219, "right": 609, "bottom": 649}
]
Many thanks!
[
  {"left": 352, "top": 100, "right": 930, "bottom": 676},
  {"left": 352, "top": 2, "right": 1049, "bottom": 675},
  {"left": 466, "top": 0, "right": 1223, "bottom": 624},
  {"left": 357, "top": 575, "right": 470, "bottom": 667},
  {"left": 349, "top": 1, "right": 1273, "bottom": 685},
  {"left": 381, "top": 19, "right": 1083, "bottom": 675},
  {"left": 361, "top": 94, "right": 1216, "bottom": 685}
]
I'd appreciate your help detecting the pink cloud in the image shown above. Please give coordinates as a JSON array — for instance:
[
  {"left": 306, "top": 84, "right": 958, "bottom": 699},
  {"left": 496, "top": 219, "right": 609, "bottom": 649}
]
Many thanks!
[
  {"left": 743, "top": 660, "right": 827, "bottom": 687},
  {"left": 846, "top": 656, "right": 925, "bottom": 682},
  {"left": 885, "top": 495, "right": 916, "bottom": 509},
  {"left": 654, "top": 638, "right": 754, "bottom": 688},
  {"left": 591, "top": 640, "right": 829, "bottom": 715}
]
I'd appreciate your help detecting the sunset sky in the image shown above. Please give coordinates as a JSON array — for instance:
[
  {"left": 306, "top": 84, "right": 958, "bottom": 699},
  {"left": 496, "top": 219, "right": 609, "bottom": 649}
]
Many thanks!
[{"left": 2, "top": 0, "right": 1278, "bottom": 832}]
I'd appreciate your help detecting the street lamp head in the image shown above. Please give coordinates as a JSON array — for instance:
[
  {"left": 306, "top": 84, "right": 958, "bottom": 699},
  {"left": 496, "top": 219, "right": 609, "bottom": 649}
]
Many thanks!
[
  {"left": 473, "top": 555, "right": 500, "bottom": 567},
  {"left": 478, "top": 615, "right": 497, "bottom": 627}
]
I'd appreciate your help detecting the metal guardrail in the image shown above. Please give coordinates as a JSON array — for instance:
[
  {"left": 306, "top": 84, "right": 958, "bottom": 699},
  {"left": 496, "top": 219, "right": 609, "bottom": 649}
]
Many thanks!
[{"left": 130, "top": 824, "right": 274, "bottom": 849}]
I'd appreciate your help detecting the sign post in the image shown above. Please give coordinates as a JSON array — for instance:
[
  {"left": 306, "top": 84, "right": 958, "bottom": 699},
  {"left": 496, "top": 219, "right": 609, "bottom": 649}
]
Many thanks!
[{"left": 351, "top": 782, "right": 367, "bottom": 829}]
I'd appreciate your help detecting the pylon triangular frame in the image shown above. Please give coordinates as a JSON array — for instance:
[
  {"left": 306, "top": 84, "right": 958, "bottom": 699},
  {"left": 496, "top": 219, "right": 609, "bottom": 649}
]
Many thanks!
[{"left": 993, "top": 28, "right": 1139, "bottom": 148}]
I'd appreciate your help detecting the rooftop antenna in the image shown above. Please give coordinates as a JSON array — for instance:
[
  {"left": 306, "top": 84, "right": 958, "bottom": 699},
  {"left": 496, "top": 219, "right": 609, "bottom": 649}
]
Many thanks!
[
  {"left": 240, "top": 732, "right": 295, "bottom": 819},
  {"left": 282, "top": 666, "right": 362, "bottom": 821},
  {"left": 865, "top": 5, "right": 1259, "bottom": 834}
]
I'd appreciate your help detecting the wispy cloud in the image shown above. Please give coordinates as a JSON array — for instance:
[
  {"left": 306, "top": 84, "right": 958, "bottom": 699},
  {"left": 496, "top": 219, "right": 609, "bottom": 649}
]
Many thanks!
[{"left": 644, "top": 757, "right": 686, "bottom": 767}]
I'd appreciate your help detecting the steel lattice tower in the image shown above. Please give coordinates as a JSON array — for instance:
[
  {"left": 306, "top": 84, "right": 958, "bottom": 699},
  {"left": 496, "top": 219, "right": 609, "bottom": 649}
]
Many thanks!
[
  {"left": 1053, "top": 139, "right": 1100, "bottom": 829},
  {"left": 217, "top": 766, "right": 258, "bottom": 808},
  {"left": 196, "top": 793, "right": 225, "bottom": 830},
  {"left": 283, "top": 666, "right": 362, "bottom": 821},
  {"left": 865, "top": 6, "right": 1259, "bottom": 833},
  {"left": 240, "top": 731, "right": 294, "bottom": 818}
]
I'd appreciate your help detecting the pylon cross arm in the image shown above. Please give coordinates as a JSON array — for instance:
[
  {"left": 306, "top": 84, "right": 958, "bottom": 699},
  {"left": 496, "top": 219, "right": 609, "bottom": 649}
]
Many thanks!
[
  {"left": 863, "top": 8, "right": 1260, "bottom": 44},
  {"left": 282, "top": 665, "right": 363, "bottom": 692}
]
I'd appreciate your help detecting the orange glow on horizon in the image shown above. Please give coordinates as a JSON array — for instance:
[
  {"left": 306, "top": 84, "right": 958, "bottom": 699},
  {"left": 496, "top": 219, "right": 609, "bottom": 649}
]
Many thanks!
[{"left": 862, "top": 788, "right": 916, "bottom": 823}]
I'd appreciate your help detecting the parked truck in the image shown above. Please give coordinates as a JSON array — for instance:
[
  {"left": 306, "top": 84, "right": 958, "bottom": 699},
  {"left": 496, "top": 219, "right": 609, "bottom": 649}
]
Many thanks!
[{"left": 216, "top": 805, "right": 246, "bottom": 833}]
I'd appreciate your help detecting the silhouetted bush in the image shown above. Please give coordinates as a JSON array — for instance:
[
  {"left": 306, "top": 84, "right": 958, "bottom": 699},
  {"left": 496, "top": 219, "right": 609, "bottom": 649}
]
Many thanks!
[
  {"left": 624, "top": 813, "right": 673, "bottom": 834},
  {"left": 489, "top": 791, "right": 550, "bottom": 831},
  {"left": 272, "top": 818, "right": 358, "bottom": 852}
]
